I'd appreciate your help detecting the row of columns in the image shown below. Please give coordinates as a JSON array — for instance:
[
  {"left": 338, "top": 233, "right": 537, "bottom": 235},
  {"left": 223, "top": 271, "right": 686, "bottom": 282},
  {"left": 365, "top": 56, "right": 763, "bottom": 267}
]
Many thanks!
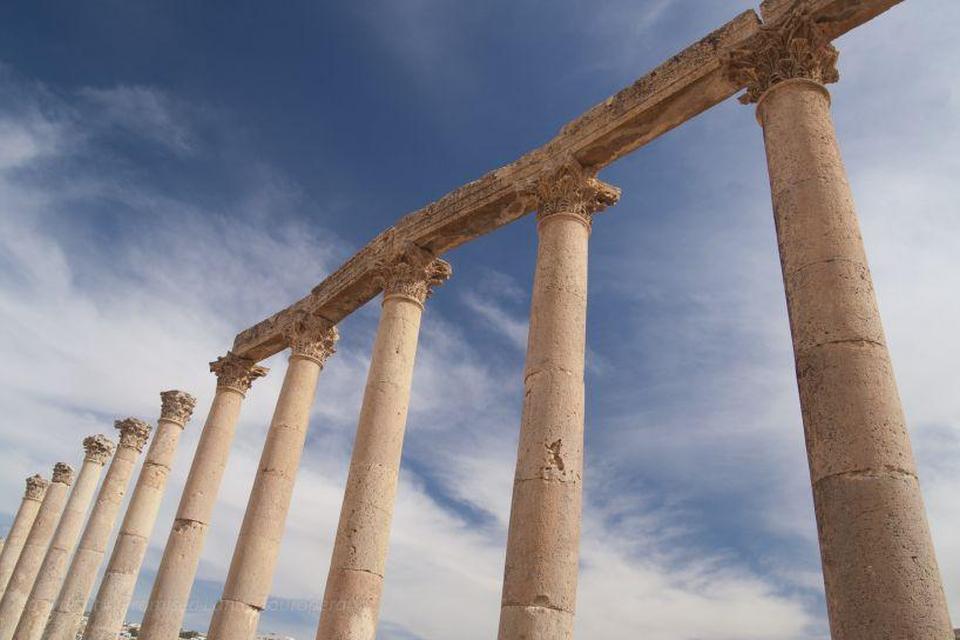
[{"left": 0, "top": 7, "right": 954, "bottom": 640}]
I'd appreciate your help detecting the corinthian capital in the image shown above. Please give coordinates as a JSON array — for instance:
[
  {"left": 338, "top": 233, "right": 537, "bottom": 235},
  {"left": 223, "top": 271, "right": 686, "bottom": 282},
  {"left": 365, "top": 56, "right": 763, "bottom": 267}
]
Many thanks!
[
  {"left": 281, "top": 311, "right": 339, "bottom": 366},
  {"left": 24, "top": 475, "right": 49, "bottom": 501},
  {"left": 374, "top": 244, "right": 452, "bottom": 306},
  {"left": 115, "top": 417, "right": 152, "bottom": 453},
  {"left": 52, "top": 463, "right": 74, "bottom": 486},
  {"left": 159, "top": 390, "right": 197, "bottom": 426},
  {"left": 725, "top": 3, "right": 839, "bottom": 104},
  {"left": 83, "top": 434, "right": 116, "bottom": 465},
  {"left": 533, "top": 161, "right": 620, "bottom": 229},
  {"left": 210, "top": 352, "right": 269, "bottom": 396}
]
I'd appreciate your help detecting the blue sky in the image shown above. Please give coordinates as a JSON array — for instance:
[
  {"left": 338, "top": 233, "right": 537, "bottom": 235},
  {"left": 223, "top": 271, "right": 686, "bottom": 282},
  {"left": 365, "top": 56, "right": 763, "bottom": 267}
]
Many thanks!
[{"left": 0, "top": 1, "right": 958, "bottom": 639}]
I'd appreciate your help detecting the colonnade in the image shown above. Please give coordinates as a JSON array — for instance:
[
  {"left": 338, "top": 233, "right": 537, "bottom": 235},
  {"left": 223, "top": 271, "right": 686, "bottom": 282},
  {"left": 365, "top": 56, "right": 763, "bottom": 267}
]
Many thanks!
[{"left": 0, "top": 5, "right": 953, "bottom": 640}]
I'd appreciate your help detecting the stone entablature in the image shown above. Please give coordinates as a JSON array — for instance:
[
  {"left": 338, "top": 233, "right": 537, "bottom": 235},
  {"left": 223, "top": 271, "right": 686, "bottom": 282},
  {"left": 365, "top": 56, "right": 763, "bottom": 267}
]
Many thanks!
[{"left": 230, "top": 0, "right": 902, "bottom": 363}]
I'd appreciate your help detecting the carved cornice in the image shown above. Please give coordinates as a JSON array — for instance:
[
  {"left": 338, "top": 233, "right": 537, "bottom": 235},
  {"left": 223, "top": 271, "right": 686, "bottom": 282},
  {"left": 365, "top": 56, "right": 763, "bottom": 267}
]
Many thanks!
[
  {"left": 532, "top": 161, "right": 621, "bottom": 230},
  {"left": 83, "top": 434, "right": 116, "bottom": 465},
  {"left": 210, "top": 352, "right": 269, "bottom": 396},
  {"left": 52, "top": 463, "right": 74, "bottom": 486},
  {"left": 115, "top": 417, "right": 152, "bottom": 453},
  {"left": 25, "top": 475, "right": 49, "bottom": 501},
  {"left": 281, "top": 311, "right": 339, "bottom": 366},
  {"left": 374, "top": 245, "right": 452, "bottom": 306},
  {"left": 159, "top": 390, "right": 197, "bottom": 427},
  {"left": 725, "top": 3, "right": 839, "bottom": 104}
]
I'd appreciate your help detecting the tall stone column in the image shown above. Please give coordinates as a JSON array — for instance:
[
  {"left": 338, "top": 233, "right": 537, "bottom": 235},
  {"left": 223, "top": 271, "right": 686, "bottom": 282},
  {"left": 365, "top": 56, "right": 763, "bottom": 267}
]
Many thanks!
[
  {"left": 0, "top": 465, "right": 74, "bottom": 640},
  {"left": 207, "top": 317, "right": 338, "bottom": 640},
  {"left": 316, "top": 248, "right": 451, "bottom": 640},
  {"left": 497, "top": 162, "right": 619, "bottom": 639},
  {"left": 140, "top": 354, "right": 268, "bottom": 640},
  {"left": 726, "top": 8, "right": 953, "bottom": 639},
  {"left": 13, "top": 437, "right": 115, "bottom": 640},
  {"left": 82, "top": 392, "right": 196, "bottom": 640},
  {"left": 42, "top": 419, "right": 151, "bottom": 640},
  {"left": 0, "top": 477, "right": 49, "bottom": 601}
]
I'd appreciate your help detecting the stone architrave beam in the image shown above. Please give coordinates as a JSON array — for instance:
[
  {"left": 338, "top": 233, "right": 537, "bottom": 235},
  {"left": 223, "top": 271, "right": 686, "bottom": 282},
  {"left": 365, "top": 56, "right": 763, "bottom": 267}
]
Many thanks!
[{"left": 230, "top": 0, "right": 903, "bottom": 363}]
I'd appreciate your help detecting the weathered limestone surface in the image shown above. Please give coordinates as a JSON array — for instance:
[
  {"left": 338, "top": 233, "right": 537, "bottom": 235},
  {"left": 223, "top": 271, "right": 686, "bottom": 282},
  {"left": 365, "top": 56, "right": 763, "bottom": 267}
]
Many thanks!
[
  {"left": 43, "top": 419, "right": 151, "bottom": 640},
  {"left": 498, "top": 163, "right": 619, "bottom": 639},
  {"left": 0, "top": 465, "right": 74, "bottom": 640},
  {"left": 0, "top": 477, "right": 48, "bottom": 602},
  {"left": 139, "top": 354, "right": 268, "bottom": 640},
  {"left": 13, "top": 437, "right": 115, "bottom": 640},
  {"left": 727, "top": 8, "right": 954, "bottom": 639},
  {"left": 207, "top": 321, "right": 338, "bottom": 640},
  {"left": 230, "top": 0, "right": 903, "bottom": 363},
  {"left": 82, "top": 393, "right": 196, "bottom": 640},
  {"left": 316, "top": 249, "right": 450, "bottom": 640}
]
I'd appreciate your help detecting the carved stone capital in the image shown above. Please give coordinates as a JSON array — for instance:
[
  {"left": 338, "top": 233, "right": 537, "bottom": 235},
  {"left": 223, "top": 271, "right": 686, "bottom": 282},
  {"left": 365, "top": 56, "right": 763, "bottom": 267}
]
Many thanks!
[
  {"left": 159, "top": 390, "right": 197, "bottom": 426},
  {"left": 24, "top": 475, "right": 49, "bottom": 501},
  {"left": 281, "top": 311, "right": 339, "bottom": 366},
  {"left": 52, "top": 463, "right": 74, "bottom": 486},
  {"left": 725, "top": 4, "right": 839, "bottom": 104},
  {"left": 374, "top": 245, "right": 452, "bottom": 306},
  {"left": 210, "top": 352, "right": 269, "bottom": 396},
  {"left": 83, "top": 434, "right": 116, "bottom": 465},
  {"left": 532, "top": 161, "right": 620, "bottom": 230},
  {"left": 115, "top": 417, "right": 152, "bottom": 453}
]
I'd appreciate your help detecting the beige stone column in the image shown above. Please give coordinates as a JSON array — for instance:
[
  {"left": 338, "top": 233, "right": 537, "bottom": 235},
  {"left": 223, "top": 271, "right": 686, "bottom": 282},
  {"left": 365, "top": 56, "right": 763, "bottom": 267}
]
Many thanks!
[
  {"left": 0, "top": 477, "right": 49, "bottom": 602},
  {"left": 13, "top": 437, "right": 115, "bottom": 640},
  {"left": 316, "top": 249, "right": 451, "bottom": 640},
  {"left": 42, "top": 419, "right": 151, "bottom": 640},
  {"left": 726, "top": 8, "right": 953, "bottom": 639},
  {"left": 81, "top": 392, "right": 196, "bottom": 640},
  {"left": 140, "top": 354, "right": 268, "bottom": 640},
  {"left": 0, "top": 465, "right": 74, "bottom": 640},
  {"left": 207, "top": 317, "right": 338, "bottom": 640},
  {"left": 497, "top": 162, "right": 619, "bottom": 639}
]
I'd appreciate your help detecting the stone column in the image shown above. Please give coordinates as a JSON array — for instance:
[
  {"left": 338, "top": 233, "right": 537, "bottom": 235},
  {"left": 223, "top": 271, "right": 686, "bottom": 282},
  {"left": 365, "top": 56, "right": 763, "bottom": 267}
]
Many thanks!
[
  {"left": 81, "top": 392, "right": 196, "bottom": 640},
  {"left": 0, "top": 477, "right": 49, "bottom": 601},
  {"left": 207, "top": 317, "right": 338, "bottom": 640},
  {"left": 316, "top": 248, "right": 451, "bottom": 640},
  {"left": 140, "top": 354, "right": 268, "bottom": 640},
  {"left": 497, "top": 162, "right": 619, "bottom": 639},
  {"left": 42, "top": 419, "right": 151, "bottom": 640},
  {"left": 726, "top": 8, "right": 953, "bottom": 639},
  {"left": 13, "top": 437, "right": 115, "bottom": 640},
  {"left": 0, "top": 465, "right": 74, "bottom": 640}
]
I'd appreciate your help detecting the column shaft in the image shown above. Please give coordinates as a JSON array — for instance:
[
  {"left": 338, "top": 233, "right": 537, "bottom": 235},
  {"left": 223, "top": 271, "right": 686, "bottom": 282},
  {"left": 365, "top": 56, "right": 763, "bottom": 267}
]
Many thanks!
[
  {"left": 43, "top": 420, "right": 149, "bottom": 640},
  {"left": 0, "top": 466, "right": 74, "bottom": 640},
  {"left": 498, "top": 211, "right": 589, "bottom": 639},
  {"left": 15, "top": 437, "right": 113, "bottom": 640},
  {"left": 208, "top": 323, "right": 336, "bottom": 640},
  {"left": 757, "top": 78, "right": 953, "bottom": 639},
  {"left": 141, "top": 355, "right": 266, "bottom": 640},
  {"left": 316, "top": 286, "right": 434, "bottom": 639},
  {"left": 0, "top": 478, "right": 48, "bottom": 602},
  {"left": 82, "top": 393, "right": 195, "bottom": 640}
]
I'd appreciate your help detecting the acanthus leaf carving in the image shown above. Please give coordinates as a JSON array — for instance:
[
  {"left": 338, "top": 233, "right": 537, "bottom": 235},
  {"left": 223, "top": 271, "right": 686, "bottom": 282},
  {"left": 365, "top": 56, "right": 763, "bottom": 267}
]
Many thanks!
[
  {"left": 83, "top": 434, "right": 116, "bottom": 465},
  {"left": 115, "top": 417, "right": 152, "bottom": 453},
  {"left": 210, "top": 352, "right": 269, "bottom": 395},
  {"left": 52, "top": 462, "right": 74, "bottom": 486},
  {"left": 532, "top": 159, "right": 621, "bottom": 229},
  {"left": 159, "top": 390, "right": 197, "bottom": 427},
  {"left": 280, "top": 310, "right": 339, "bottom": 366},
  {"left": 725, "top": 3, "right": 839, "bottom": 104},
  {"left": 373, "top": 243, "right": 452, "bottom": 306},
  {"left": 24, "top": 474, "right": 49, "bottom": 501}
]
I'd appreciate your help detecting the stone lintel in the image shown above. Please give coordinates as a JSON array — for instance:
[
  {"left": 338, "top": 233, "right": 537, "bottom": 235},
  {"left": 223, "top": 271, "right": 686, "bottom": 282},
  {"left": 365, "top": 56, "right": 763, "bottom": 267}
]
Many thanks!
[{"left": 231, "top": 0, "right": 903, "bottom": 362}]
